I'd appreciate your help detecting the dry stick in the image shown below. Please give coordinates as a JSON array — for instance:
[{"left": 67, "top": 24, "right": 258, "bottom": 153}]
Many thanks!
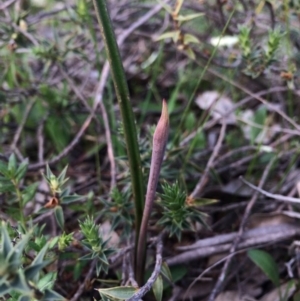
[
  {"left": 10, "top": 98, "right": 36, "bottom": 153},
  {"left": 127, "top": 235, "right": 163, "bottom": 301},
  {"left": 185, "top": 241, "right": 276, "bottom": 298},
  {"left": 236, "top": 116, "right": 300, "bottom": 136},
  {"left": 0, "top": 16, "right": 40, "bottom": 46},
  {"left": 208, "top": 156, "right": 276, "bottom": 301},
  {"left": 216, "top": 0, "right": 226, "bottom": 26},
  {"left": 214, "top": 145, "right": 256, "bottom": 167},
  {"left": 191, "top": 120, "right": 226, "bottom": 198},
  {"left": 125, "top": 253, "right": 139, "bottom": 288},
  {"left": 108, "top": 236, "right": 158, "bottom": 269},
  {"left": 37, "top": 114, "right": 48, "bottom": 164},
  {"left": 94, "top": 62, "right": 117, "bottom": 192},
  {"left": 100, "top": 100, "right": 117, "bottom": 191},
  {"left": 0, "top": 0, "right": 16, "bottom": 10},
  {"left": 216, "top": 153, "right": 261, "bottom": 174},
  {"left": 240, "top": 177, "right": 300, "bottom": 204},
  {"left": 69, "top": 260, "right": 97, "bottom": 301},
  {"left": 58, "top": 63, "right": 117, "bottom": 190},
  {"left": 58, "top": 64, "right": 96, "bottom": 118},
  {"left": 28, "top": 3, "right": 164, "bottom": 171},
  {"left": 136, "top": 100, "right": 169, "bottom": 285},
  {"left": 121, "top": 255, "right": 127, "bottom": 286},
  {"left": 167, "top": 223, "right": 300, "bottom": 262}
]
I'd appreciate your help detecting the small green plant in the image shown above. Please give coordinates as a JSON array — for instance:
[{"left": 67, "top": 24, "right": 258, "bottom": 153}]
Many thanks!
[
  {"left": 157, "top": 182, "right": 207, "bottom": 240},
  {"left": 99, "top": 187, "right": 134, "bottom": 237},
  {"left": 238, "top": 25, "right": 251, "bottom": 58},
  {"left": 79, "top": 216, "right": 115, "bottom": 276},
  {"left": 0, "top": 154, "right": 33, "bottom": 227},
  {"left": 0, "top": 223, "right": 64, "bottom": 300},
  {"left": 247, "top": 249, "right": 295, "bottom": 301},
  {"left": 265, "top": 28, "right": 283, "bottom": 63},
  {"left": 58, "top": 232, "right": 74, "bottom": 252},
  {"left": 238, "top": 25, "right": 284, "bottom": 78},
  {"left": 155, "top": 0, "right": 203, "bottom": 59},
  {"left": 41, "top": 165, "right": 83, "bottom": 230}
]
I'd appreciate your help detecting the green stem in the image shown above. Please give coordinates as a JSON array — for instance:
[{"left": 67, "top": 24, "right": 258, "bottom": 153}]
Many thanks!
[{"left": 92, "top": 0, "right": 145, "bottom": 274}]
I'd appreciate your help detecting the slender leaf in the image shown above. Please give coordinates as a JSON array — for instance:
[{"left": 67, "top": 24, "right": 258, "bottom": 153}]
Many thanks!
[
  {"left": 15, "top": 160, "right": 28, "bottom": 182},
  {"left": 155, "top": 31, "right": 180, "bottom": 42},
  {"left": 61, "top": 194, "right": 83, "bottom": 204},
  {"left": 22, "top": 183, "right": 38, "bottom": 206},
  {"left": 176, "top": 13, "right": 203, "bottom": 22},
  {"left": 97, "top": 286, "right": 137, "bottom": 301},
  {"left": 0, "top": 161, "right": 9, "bottom": 177},
  {"left": 152, "top": 275, "right": 163, "bottom": 301},
  {"left": 1, "top": 225, "right": 13, "bottom": 258},
  {"left": 10, "top": 272, "right": 31, "bottom": 293},
  {"left": 54, "top": 206, "right": 64, "bottom": 230},
  {"left": 160, "top": 262, "right": 172, "bottom": 283},
  {"left": 57, "top": 165, "right": 68, "bottom": 182},
  {"left": 43, "top": 289, "right": 65, "bottom": 301},
  {"left": 248, "top": 249, "right": 280, "bottom": 286},
  {"left": 24, "top": 261, "right": 51, "bottom": 281},
  {"left": 8, "top": 154, "right": 17, "bottom": 175}
]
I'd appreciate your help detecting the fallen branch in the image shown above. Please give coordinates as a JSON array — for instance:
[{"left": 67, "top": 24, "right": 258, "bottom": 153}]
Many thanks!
[
  {"left": 166, "top": 223, "right": 300, "bottom": 266},
  {"left": 127, "top": 235, "right": 163, "bottom": 301},
  {"left": 240, "top": 176, "right": 300, "bottom": 204}
]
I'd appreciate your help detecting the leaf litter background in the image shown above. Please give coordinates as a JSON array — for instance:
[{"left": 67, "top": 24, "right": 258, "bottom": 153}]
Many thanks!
[{"left": 1, "top": 0, "right": 300, "bottom": 300}]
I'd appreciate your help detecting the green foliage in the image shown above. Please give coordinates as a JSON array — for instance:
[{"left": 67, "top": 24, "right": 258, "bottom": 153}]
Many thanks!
[
  {"left": 58, "top": 232, "right": 74, "bottom": 251},
  {"left": 41, "top": 165, "right": 84, "bottom": 229},
  {"left": 155, "top": 0, "right": 202, "bottom": 59},
  {"left": 266, "top": 28, "right": 283, "bottom": 63},
  {"left": 157, "top": 182, "right": 207, "bottom": 240},
  {"left": 0, "top": 154, "right": 31, "bottom": 225},
  {"left": 96, "top": 286, "right": 137, "bottom": 301},
  {"left": 43, "top": 165, "right": 69, "bottom": 196},
  {"left": 1, "top": 0, "right": 297, "bottom": 298},
  {"left": 79, "top": 216, "right": 115, "bottom": 275},
  {"left": 238, "top": 25, "right": 251, "bottom": 58},
  {"left": 152, "top": 274, "right": 163, "bottom": 301},
  {"left": 99, "top": 187, "right": 134, "bottom": 237},
  {"left": 248, "top": 249, "right": 280, "bottom": 286},
  {"left": 0, "top": 223, "right": 64, "bottom": 300},
  {"left": 238, "top": 25, "right": 285, "bottom": 78},
  {"left": 250, "top": 105, "right": 267, "bottom": 144}
]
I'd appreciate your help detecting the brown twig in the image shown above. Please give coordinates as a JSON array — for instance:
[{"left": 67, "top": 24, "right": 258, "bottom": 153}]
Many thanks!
[
  {"left": 1, "top": 19, "right": 39, "bottom": 46},
  {"left": 125, "top": 253, "right": 139, "bottom": 288},
  {"left": 214, "top": 145, "right": 256, "bottom": 166},
  {"left": 240, "top": 176, "right": 300, "bottom": 204},
  {"left": 184, "top": 241, "right": 278, "bottom": 298},
  {"left": 208, "top": 156, "right": 277, "bottom": 301},
  {"left": 69, "top": 259, "right": 97, "bottom": 301},
  {"left": 127, "top": 235, "right": 163, "bottom": 301},
  {"left": 191, "top": 120, "right": 226, "bottom": 198},
  {"left": 10, "top": 98, "right": 36, "bottom": 153},
  {"left": 37, "top": 113, "right": 48, "bottom": 164},
  {"left": 216, "top": 0, "right": 226, "bottom": 27},
  {"left": 0, "top": 0, "right": 16, "bottom": 10},
  {"left": 57, "top": 63, "right": 96, "bottom": 117}
]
